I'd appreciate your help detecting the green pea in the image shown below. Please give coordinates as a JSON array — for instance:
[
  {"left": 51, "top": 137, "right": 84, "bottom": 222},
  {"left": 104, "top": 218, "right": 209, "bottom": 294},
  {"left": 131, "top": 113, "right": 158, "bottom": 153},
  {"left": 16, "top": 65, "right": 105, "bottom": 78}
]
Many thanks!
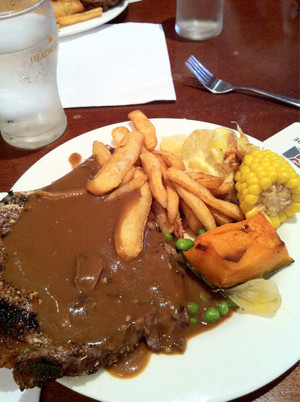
[
  {"left": 204, "top": 307, "right": 220, "bottom": 323},
  {"left": 190, "top": 317, "right": 197, "bottom": 324},
  {"left": 164, "top": 232, "right": 173, "bottom": 241},
  {"left": 218, "top": 300, "right": 229, "bottom": 315},
  {"left": 198, "top": 227, "right": 208, "bottom": 236},
  {"left": 185, "top": 238, "right": 195, "bottom": 250},
  {"left": 175, "top": 238, "right": 194, "bottom": 251},
  {"left": 187, "top": 301, "right": 199, "bottom": 315},
  {"left": 228, "top": 298, "right": 238, "bottom": 308},
  {"left": 175, "top": 238, "right": 186, "bottom": 250}
]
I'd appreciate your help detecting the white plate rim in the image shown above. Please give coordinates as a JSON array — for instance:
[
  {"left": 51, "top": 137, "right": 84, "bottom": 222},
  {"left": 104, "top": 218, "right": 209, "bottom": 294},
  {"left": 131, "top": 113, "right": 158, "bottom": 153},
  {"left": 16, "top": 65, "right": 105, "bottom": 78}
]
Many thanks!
[
  {"left": 9, "top": 118, "right": 300, "bottom": 402},
  {"left": 58, "top": 0, "right": 128, "bottom": 38}
]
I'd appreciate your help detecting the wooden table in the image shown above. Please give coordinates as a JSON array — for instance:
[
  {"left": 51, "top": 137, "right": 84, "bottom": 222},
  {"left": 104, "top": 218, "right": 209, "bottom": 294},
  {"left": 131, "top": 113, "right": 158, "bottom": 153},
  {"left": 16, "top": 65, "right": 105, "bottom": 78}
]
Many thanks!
[{"left": 1, "top": 0, "right": 299, "bottom": 400}]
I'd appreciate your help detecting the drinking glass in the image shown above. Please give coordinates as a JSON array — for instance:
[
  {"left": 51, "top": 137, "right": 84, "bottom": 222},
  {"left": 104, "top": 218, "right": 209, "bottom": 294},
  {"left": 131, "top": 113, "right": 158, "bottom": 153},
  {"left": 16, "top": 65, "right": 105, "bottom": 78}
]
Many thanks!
[
  {"left": 0, "top": 0, "right": 67, "bottom": 149},
  {"left": 175, "top": 0, "right": 225, "bottom": 41}
]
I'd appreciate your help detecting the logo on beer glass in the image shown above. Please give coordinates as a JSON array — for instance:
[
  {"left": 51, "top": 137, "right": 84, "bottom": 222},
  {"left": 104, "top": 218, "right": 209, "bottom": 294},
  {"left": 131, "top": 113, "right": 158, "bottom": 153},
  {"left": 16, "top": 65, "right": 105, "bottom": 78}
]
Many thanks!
[{"left": 30, "top": 37, "right": 58, "bottom": 64}]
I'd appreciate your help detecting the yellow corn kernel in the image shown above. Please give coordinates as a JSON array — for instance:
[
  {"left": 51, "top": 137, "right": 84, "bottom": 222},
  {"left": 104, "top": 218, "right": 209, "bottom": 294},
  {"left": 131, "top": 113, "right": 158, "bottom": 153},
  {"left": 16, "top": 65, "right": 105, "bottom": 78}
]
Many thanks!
[
  {"left": 292, "top": 194, "right": 300, "bottom": 202},
  {"left": 243, "top": 154, "right": 254, "bottom": 165},
  {"left": 294, "top": 202, "right": 300, "bottom": 212},
  {"left": 259, "top": 177, "right": 272, "bottom": 191},
  {"left": 277, "top": 171, "right": 290, "bottom": 184},
  {"left": 267, "top": 169, "right": 277, "bottom": 182},
  {"left": 285, "top": 207, "right": 296, "bottom": 217},
  {"left": 246, "top": 173, "right": 259, "bottom": 185},
  {"left": 278, "top": 211, "right": 288, "bottom": 225},
  {"left": 248, "top": 184, "right": 261, "bottom": 195},
  {"left": 264, "top": 214, "right": 274, "bottom": 225},
  {"left": 245, "top": 194, "right": 258, "bottom": 205},
  {"left": 292, "top": 183, "right": 300, "bottom": 194},
  {"left": 269, "top": 215, "right": 281, "bottom": 228},
  {"left": 235, "top": 149, "right": 300, "bottom": 228},
  {"left": 235, "top": 171, "right": 241, "bottom": 181},
  {"left": 286, "top": 178, "right": 299, "bottom": 189},
  {"left": 245, "top": 208, "right": 257, "bottom": 218}
]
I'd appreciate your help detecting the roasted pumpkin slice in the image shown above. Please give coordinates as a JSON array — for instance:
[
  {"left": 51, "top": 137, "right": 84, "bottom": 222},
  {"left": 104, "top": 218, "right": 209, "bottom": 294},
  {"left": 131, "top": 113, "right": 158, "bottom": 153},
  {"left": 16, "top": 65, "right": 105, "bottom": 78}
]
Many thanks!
[{"left": 184, "top": 212, "right": 293, "bottom": 288}]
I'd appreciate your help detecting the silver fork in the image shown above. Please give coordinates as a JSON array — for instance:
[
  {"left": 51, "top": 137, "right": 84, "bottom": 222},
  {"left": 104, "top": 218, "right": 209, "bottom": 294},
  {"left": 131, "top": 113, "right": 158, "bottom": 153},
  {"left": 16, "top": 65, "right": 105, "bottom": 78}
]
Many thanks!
[{"left": 185, "top": 55, "right": 300, "bottom": 108}]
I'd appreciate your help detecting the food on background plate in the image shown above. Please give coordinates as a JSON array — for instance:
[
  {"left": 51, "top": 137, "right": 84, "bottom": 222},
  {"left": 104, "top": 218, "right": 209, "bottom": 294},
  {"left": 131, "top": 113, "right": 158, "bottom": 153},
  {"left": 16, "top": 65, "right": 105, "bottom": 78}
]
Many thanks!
[
  {"left": 51, "top": 0, "right": 122, "bottom": 27},
  {"left": 56, "top": 6, "right": 103, "bottom": 26},
  {"left": 81, "top": 0, "right": 122, "bottom": 11},
  {"left": 0, "top": 111, "right": 299, "bottom": 390},
  {"left": 51, "top": 0, "right": 84, "bottom": 17}
]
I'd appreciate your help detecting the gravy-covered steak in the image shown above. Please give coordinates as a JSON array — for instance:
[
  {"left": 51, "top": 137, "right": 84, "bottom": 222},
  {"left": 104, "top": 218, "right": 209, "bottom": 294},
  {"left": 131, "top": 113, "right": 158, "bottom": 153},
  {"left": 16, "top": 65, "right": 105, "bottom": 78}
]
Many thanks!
[{"left": 0, "top": 156, "right": 228, "bottom": 390}]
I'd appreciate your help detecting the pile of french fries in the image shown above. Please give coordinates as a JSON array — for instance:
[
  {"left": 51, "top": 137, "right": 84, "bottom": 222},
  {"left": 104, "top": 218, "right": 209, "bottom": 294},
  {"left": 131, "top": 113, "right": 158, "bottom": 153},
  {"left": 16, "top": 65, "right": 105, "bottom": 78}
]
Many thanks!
[
  {"left": 87, "top": 110, "right": 245, "bottom": 260},
  {"left": 51, "top": 0, "right": 103, "bottom": 27}
]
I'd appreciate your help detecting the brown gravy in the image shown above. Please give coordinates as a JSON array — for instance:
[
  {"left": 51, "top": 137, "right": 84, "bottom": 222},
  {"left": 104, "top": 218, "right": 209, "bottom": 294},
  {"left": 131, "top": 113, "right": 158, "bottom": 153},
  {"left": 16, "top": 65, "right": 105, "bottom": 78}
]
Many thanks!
[
  {"left": 2, "top": 156, "right": 233, "bottom": 376},
  {"left": 107, "top": 342, "right": 152, "bottom": 378},
  {"left": 68, "top": 152, "right": 82, "bottom": 170}
]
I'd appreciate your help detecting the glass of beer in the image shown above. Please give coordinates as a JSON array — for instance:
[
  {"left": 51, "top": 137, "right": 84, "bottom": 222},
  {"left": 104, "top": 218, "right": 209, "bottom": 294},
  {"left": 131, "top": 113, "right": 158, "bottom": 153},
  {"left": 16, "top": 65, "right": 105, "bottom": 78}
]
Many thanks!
[{"left": 0, "top": 0, "right": 67, "bottom": 149}]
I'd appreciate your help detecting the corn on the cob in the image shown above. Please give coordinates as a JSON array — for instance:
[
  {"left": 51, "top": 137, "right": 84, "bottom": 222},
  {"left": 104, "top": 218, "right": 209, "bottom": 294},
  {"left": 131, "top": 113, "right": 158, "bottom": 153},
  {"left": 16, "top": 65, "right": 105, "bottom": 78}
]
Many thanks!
[{"left": 235, "top": 149, "right": 300, "bottom": 228}]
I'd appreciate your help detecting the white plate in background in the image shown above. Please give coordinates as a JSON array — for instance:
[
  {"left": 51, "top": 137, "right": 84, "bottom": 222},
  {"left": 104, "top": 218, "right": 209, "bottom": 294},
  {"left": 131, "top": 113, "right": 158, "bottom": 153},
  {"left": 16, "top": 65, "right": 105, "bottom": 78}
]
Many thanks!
[{"left": 58, "top": 0, "right": 128, "bottom": 38}]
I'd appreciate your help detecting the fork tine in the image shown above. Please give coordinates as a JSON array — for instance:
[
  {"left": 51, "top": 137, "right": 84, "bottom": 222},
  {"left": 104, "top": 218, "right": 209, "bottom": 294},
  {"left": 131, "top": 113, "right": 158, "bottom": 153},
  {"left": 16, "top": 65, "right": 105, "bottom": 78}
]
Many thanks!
[
  {"left": 185, "top": 60, "right": 206, "bottom": 86},
  {"left": 188, "top": 55, "right": 212, "bottom": 82},
  {"left": 189, "top": 61, "right": 209, "bottom": 83},
  {"left": 186, "top": 59, "right": 210, "bottom": 87}
]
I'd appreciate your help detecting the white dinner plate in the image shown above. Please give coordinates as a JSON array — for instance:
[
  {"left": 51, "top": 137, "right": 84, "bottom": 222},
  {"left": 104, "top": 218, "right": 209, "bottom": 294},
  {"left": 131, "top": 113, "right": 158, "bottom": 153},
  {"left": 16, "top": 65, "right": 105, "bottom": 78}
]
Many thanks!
[
  {"left": 10, "top": 119, "right": 300, "bottom": 401},
  {"left": 58, "top": 0, "right": 128, "bottom": 38}
]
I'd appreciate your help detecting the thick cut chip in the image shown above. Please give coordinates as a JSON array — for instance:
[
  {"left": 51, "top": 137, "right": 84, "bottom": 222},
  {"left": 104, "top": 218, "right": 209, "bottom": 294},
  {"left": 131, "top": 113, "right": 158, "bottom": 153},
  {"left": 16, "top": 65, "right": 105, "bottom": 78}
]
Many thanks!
[
  {"left": 87, "top": 130, "right": 143, "bottom": 195},
  {"left": 187, "top": 171, "right": 224, "bottom": 190},
  {"left": 105, "top": 171, "right": 148, "bottom": 202},
  {"left": 167, "top": 167, "right": 244, "bottom": 221},
  {"left": 121, "top": 165, "right": 136, "bottom": 184},
  {"left": 210, "top": 181, "right": 233, "bottom": 197},
  {"left": 208, "top": 206, "right": 233, "bottom": 225},
  {"left": 166, "top": 180, "right": 179, "bottom": 224},
  {"left": 153, "top": 150, "right": 186, "bottom": 171},
  {"left": 112, "top": 126, "right": 130, "bottom": 146},
  {"left": 140, "top": 148, "right": 167, "bottom": 209},
  {"left": 129, "top": 110, "right": 157, "bottom": 151},
  {"left": 114, "top": 181, "right": 152, "bottom": 260},
  {"left": 174, "top": 184, "right": 216, "bottom": 231},
  {"left": 92, "top": 141, "right": 112, "bottom": 167},
  {"left": 152, "top": 199, "right": 173, "bottom": 234},
  {"left": 156, "top": 154, "right": 168, "bottom": 180},
  {"left": 180, "top": 199, "right": 203, "bottom": 234},
  {"left": 173, "top": 213, "right": 184, "bottom": 239}
]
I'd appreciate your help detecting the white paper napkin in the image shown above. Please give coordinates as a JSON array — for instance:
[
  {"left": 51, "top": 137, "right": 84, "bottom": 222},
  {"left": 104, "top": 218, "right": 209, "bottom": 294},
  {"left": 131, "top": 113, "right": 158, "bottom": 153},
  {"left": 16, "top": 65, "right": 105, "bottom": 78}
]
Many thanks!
[
  {"left": 57, "top": 23, "right": 176, "bottom": 108},
  {"left": 0, "top": 368, "right": 40, "bottom": 402}
]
